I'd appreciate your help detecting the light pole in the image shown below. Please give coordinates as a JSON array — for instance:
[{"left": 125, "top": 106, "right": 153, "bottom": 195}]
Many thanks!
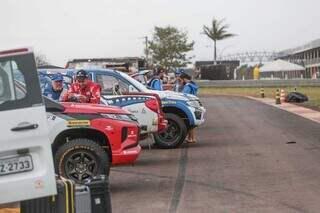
[
  {"left": 144, "top": 36, "right": 149, "bottom": 65},
  {"left": 139, "top": 36, "right": 150, "bottom": 69},
  {"left": 144, "top": 36, "right": 149, "bottom": 69}
]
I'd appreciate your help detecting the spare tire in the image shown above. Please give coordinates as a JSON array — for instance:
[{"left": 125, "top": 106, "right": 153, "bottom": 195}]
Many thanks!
[{"left": 285, "top": 92, "right": 308, "bottom": 103}]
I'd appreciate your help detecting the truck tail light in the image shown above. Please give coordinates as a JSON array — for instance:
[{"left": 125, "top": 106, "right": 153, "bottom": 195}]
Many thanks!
[
  {"left": 145, "top": 98, "right": 167, "bottom": 132},
  {"left": 145, "top": 99, "right": 160, "bottom": 113}
]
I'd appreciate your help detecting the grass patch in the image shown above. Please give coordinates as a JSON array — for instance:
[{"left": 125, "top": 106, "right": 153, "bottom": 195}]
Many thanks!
[{"left": 200, "top": 87, "right": 320, "bottom": 110}]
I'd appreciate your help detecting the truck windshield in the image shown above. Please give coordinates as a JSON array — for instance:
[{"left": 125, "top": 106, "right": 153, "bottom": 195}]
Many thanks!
[{"left": 119, "top": 71, "right": 150, "bottom": 93}]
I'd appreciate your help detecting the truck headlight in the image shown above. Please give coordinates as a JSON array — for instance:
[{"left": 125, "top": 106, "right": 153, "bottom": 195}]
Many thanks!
[{"left": 187, "top": 100, "right": 201, "bottom": 108}]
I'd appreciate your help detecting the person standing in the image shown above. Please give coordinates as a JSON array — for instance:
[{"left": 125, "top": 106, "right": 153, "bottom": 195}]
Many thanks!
[
  {"left": 173, "top": 68, "right": 184, "bottom": 92},
  {"left": 181, "top": 72, "right": 198, "bottom": 95},
  {"left": 180, "top": 72, "right": 199, "bottom": 143},
  {"left": 148, "top": 67, "right": 164, "bottom": 91}
]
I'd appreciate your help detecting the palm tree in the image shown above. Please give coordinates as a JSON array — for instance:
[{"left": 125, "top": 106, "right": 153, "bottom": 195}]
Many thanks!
[{"left": 203, "top": 18, "right": 236, "bottom": 63}]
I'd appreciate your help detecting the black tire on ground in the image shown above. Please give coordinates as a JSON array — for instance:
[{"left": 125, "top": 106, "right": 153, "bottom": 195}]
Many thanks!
[
  {"left": 54, "top": 138, "right": 110, "bottom": 183},
  {"left": 153, "top": 113, "right": 188, "bottom": 149}
]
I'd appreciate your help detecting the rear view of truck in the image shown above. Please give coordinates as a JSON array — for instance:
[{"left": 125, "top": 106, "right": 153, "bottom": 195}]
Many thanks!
[{"left": 0, "top": 48, "right": 56, "bottom": 204}]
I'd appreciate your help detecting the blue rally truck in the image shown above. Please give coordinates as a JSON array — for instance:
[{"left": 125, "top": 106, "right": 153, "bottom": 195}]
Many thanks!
[{"left": 46, "top": 69, "right": 206, "bottom": 149}]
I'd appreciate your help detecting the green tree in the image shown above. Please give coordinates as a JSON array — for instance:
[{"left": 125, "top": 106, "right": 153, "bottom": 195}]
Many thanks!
[
  {"left": 203, "top": 18, "right": 236, "bottom": 63},
  {"left": 148, "top": 26, "right": 194, "bottom": 70}
]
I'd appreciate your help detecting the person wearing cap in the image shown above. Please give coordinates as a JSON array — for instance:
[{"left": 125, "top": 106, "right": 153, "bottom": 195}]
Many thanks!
[
  {"left": 181, "top": 72, "right": 199, "bottom": 143},
  {"left": 173, "top": 68, "right": 184, "bottom": 92},
  {"left": 61, "top": 70, "right": 101, "bottom": 104},
  {"left": 43, "top": 73, "right": 66, "bottom": 101},
  {"left": 147, "top": 67, "right": 164, "bottom": 91}
]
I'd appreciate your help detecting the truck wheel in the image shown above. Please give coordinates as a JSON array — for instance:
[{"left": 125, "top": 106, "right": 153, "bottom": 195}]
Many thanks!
[
  {"left": 153, "top": 113, "right": 187, "bottom": 149},
  {"left": 54, "top": 138, "right": 110, "bottom": 183}
]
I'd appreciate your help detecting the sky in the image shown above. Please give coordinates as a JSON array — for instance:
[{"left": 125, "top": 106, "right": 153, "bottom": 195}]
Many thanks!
[{"left": 2, "top": 0, "right": 320, "bottom": 66}]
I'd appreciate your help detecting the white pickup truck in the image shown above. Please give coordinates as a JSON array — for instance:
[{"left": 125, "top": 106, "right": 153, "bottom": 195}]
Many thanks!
[{"left": 0, "top": 48, "right": 56, "bottom": 204}]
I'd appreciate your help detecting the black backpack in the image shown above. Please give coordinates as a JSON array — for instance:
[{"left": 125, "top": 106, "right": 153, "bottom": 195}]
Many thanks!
[{"left": 285, "top": 92, "right": 308, "bottom": 103}]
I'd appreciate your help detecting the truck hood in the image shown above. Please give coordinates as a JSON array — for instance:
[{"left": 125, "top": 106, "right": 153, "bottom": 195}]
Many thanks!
[
  {"left": 148, "top": 90, "right": 199, "bottom": 101},
  {"left": 61, "top": 102, "right": 131, "bottom": 114}
]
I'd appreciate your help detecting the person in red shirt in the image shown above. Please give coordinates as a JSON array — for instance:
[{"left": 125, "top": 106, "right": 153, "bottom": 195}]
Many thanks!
[{"left": 62, "top": 70, "right": 101, "bottom": 104}]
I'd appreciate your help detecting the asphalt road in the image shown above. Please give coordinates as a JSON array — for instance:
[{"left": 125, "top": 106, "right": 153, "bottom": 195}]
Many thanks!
[{"left": 110, "top": 96, "right": 320, "bottom": 213}]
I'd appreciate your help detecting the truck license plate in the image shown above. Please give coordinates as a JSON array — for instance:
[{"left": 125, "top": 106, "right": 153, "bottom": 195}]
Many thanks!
[{"left": 0, "top": 155, "right": 33, "bottom": 176}]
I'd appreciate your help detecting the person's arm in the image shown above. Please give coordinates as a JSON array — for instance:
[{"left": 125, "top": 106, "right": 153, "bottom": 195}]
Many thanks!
[{"left": 61, "top": 84, "right": 76, "bottom": 102}]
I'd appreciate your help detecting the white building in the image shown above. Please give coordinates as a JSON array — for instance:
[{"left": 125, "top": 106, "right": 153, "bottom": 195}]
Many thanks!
[{"left": 260, "top": 59, "right": 306, "bottom": 79}]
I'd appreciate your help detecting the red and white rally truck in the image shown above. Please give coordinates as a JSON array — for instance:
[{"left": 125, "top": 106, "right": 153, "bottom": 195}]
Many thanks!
[{"left": 46, "top": 98, "right": 141, "bottom": 183}]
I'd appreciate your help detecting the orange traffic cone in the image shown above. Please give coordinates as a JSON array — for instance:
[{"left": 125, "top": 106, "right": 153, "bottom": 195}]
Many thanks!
[{"left": 280, "top": 89, "right": 286, "bottom": 103}]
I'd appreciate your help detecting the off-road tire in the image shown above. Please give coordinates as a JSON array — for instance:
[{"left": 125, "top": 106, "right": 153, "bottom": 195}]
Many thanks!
[
  {"left": 153, "top": 113, "right": 187, "bottom": 149},
  {"left": 54, "top": 138, "right": 110, "bottom": 183}
]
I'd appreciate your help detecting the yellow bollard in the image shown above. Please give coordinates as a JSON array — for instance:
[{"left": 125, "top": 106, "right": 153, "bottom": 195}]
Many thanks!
[
  {"left": 280, "top": 89, "right": 286, "bottom": 103},
  {"left": 260, "top": 88, "right": 265, "bottom": 98},
  {"left": 275, "top": 89, "right": 281, "bottom": 105}
]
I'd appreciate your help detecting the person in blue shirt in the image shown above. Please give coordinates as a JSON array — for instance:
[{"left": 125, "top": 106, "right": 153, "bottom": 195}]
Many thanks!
[
  {"left": 43, "top": 73, "right": 66, "bottom": 101},
  {"left": 181, "top": 72, "right": 199, "bottom": 143},
  {"left": 148, "top": 68, "right": 164, "bottom": 91},
  {"left": 181, "top": 72, "right": 199, "bottom": 95}
]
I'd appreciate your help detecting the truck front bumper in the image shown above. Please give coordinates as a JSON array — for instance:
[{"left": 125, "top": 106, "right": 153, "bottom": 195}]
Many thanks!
[{"left": 112, "top": 145, "right": 141, "bottom": 165}]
